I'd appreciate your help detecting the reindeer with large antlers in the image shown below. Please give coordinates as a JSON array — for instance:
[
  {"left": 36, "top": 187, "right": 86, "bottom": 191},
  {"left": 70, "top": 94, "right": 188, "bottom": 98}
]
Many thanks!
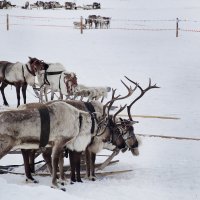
[{"left": 113, "top": 76, "right": 160, "bottom": 154}]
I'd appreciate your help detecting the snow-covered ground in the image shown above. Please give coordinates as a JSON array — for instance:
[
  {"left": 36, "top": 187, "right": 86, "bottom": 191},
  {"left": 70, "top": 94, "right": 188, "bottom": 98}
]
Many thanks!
[{"left": 0, "top": 0, "right": 200, "bottom": 199}]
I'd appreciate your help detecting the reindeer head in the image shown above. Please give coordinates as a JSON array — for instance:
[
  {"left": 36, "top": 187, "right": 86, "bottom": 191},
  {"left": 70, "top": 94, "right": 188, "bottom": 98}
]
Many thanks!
[
  {"left": 64, "top": 72, "right": 78, "bottom": 95},
  {"left": 28, "top": 57, "right": 49, "bottom": 74}
]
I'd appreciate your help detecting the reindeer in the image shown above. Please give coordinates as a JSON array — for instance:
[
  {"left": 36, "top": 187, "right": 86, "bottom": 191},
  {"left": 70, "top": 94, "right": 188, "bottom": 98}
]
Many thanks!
[
  {"left": 21, "top": 1, "right": 29, "bottom": 9},
  {"left": 92, "top": 2, "right": 101, "bottom": 9},
  {"left": 65, "top": 2, "right": 76, "bottom": 9},
  {"left": 0, "top": 101, "right": 110, "bottom": 190},
  {"left": 0, "top": 57, "right": 49, "bottom": 107},
  {"left": 35, "top": 63, "right": 77, "bottom": 102},
  {"left": 74, "top": 84, "right": 111, "bottom": 102}
]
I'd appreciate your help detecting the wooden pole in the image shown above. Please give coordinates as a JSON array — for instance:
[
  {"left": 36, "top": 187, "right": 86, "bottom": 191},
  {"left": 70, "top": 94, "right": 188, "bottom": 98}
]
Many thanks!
[
  {"left": 80, "top": 16, "right": 83, "bottom": 34},
  {"left": 6, "top": 14, "right": 9, "bottom": 31},
  {"left": 176, "top": 17, "right": 179, "bottom": 37}
]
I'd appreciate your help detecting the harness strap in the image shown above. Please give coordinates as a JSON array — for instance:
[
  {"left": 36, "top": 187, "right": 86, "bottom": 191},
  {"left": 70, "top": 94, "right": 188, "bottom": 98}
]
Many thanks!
[
  {"left": 84, "top": 102, "right": 96, "bottom": 134},
  {"left": 84, "top": 102, "right": 96, "bottom": 113},
  {"left": 59, "top": 73, "right": 62, "bottom": 90},
  {"left": 38, "top": 105, "right": 50, "bottom": 148},
  {"left": 79, "top": 114, "right": 83, "bottom": 130},
  {"left": 46, "top": 71, "right": 63, "bottom": 75},
  {"left": 25, "top": 64, "right": 36, "bottom": 76},
  {"left": 90, "top": 113, "right": 95, "bottom": 134},
  {"left": 21, "top": 65, "right": 26, "bottom": 83},
  {"left": 43, "top": 70, "right": 50, "bottom": 86}
]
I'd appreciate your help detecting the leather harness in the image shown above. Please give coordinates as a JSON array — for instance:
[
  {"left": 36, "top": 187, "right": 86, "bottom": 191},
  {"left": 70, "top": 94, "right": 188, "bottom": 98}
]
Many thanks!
[
  {"left": 84, "top": 102, "right": 96, "bottom": 134},
  {"left": 38, "top": 105, "right": 50, "bottom": 148}
]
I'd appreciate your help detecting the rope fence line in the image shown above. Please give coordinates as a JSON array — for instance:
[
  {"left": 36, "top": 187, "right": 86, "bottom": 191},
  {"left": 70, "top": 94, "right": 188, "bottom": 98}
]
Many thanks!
[
  {"left": 9, "top": 23, "right": 73, "bottom": 28},
  {"left": 0, "top": 14, "right": 200, "bottom": 23},
  {"left": 1, "top": 14, "right": 200, "bottom": 34},
  {"left": 1, "top": 14, "right": 200, "bottom": 23},
  {"left": 110, "top": 27, "right": 176, "bottom": 31},
  {"left": 180, "top": 28, "right": 200, "bottom": 32},
  {"left": 9, "top": 15, "right": 78, "bottom": 20}
]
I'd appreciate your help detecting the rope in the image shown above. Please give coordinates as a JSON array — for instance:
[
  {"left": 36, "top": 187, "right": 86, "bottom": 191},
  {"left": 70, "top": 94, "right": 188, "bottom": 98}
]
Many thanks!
[
  {"left": 118, "top": 114, "right": 180, "bottom": 120},
  {"left": 136, "top": 133, "right": 200, "bottom": 141}
]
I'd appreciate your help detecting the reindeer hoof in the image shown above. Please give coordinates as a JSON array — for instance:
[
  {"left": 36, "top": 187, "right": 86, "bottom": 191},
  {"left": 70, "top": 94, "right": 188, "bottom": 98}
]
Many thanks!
[
  {"left": 26, "top": 178, "right": 39, "bottom": 183},
  {"left": 89, "top": 176, "right": 96, "bottom": 181},
  {"left": 51, "top": 185, "right": 66, "bottom": 192},
  {"left": 60, "top": 187, "right": 66, "bottom": 192}
]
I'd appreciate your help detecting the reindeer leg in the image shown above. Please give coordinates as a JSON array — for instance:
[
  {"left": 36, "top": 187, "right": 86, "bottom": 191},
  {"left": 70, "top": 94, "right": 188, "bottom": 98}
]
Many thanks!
[
  {"left": 51, "top": 145, "right": 65, "bottom": 191},
  {"left": 44, "top": 87, "right": 48, "bottom": 102},
  {"left": 85, "top": 148, "right": 91, "bottom": 179},
  {"left": 22, "top": 82, "right": 27, "bottom": 105},
  {"left": 58, "top": 152, "right": 66, "bottom": 185},
  {"left": 0, "top": 81, "right": 9, "bottom": 106},
  {"left": 16, "top": 84, "right": 21, "bottom": 107},
  {"left": 42, "top": 148, "right": 53, "bottom": 174},
  {"left": 39, "top": 87, "right": 44, "bottom": 103},
  {"left": 21, "top": 149, "right": 38, "bottom": 183},
  {"left": 69, "top": 150, "right": 76, "bottom": 183},
  {"left": 75, "top": 151, "right": 82, "bottom": 183},
  {"left": 90, "top": 152, "right": 97, "bottom": 181},
  {"left": 29, "top": 149, "right": 36, "bottom": 173},
  {"left": 51, "top": 91, "right": 54, "bottom": 101}
]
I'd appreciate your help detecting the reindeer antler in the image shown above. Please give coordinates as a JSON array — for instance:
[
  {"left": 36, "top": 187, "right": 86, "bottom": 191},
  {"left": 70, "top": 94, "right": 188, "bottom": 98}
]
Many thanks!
[
  {"left": 114, "top": 80, "right": 138, "bottom": 101},
  {"left": 125, "top": 76, "right": 160, "bottom": 121},
  {"left": 113, "top": 104, "right": 127, "bottom": 123},
  {"left": 102, "top": 88, "right": 120, "bottom": 118}
]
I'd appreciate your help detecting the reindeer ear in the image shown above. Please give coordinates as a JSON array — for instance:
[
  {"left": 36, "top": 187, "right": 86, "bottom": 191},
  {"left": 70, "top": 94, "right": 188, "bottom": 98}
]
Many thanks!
[{"left": 28, "top": 56, "right": 32, "bottom": 60}]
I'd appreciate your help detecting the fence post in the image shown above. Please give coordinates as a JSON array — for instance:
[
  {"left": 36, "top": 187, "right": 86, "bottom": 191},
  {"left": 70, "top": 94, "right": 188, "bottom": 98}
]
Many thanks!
[
  {"left": 80, "top": 16, "right": 83, "bottom": 34},
  {"left": 6, "top": 14, "right": 9, "bottom": 31},
  {"left": 176, "top": 18, "right": 179, "bottom": 37}
]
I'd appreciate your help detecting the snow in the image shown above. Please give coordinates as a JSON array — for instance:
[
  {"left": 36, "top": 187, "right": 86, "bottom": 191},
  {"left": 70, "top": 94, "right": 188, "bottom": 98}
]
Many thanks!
[{"left": 0, "top": 0, "right": 200, "bottom": 199}]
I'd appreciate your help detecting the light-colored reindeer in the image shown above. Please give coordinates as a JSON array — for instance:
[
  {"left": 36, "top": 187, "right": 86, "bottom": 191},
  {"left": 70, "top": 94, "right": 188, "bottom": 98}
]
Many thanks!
[
  {"left": 0, "top": 101, "right": 109, "bottom": 190},
  {"left": 74, "top": 84, "right": 111, "bottom": 102},
  {"left": 35, "top": 63, "right": 77, "bottom": 102}
]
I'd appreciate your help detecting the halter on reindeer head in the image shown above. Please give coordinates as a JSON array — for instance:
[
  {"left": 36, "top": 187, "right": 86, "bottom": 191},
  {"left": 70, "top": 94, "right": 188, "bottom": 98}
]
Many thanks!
[{"left": 28, "top": 57, "right": 49, "bottom": 75}]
